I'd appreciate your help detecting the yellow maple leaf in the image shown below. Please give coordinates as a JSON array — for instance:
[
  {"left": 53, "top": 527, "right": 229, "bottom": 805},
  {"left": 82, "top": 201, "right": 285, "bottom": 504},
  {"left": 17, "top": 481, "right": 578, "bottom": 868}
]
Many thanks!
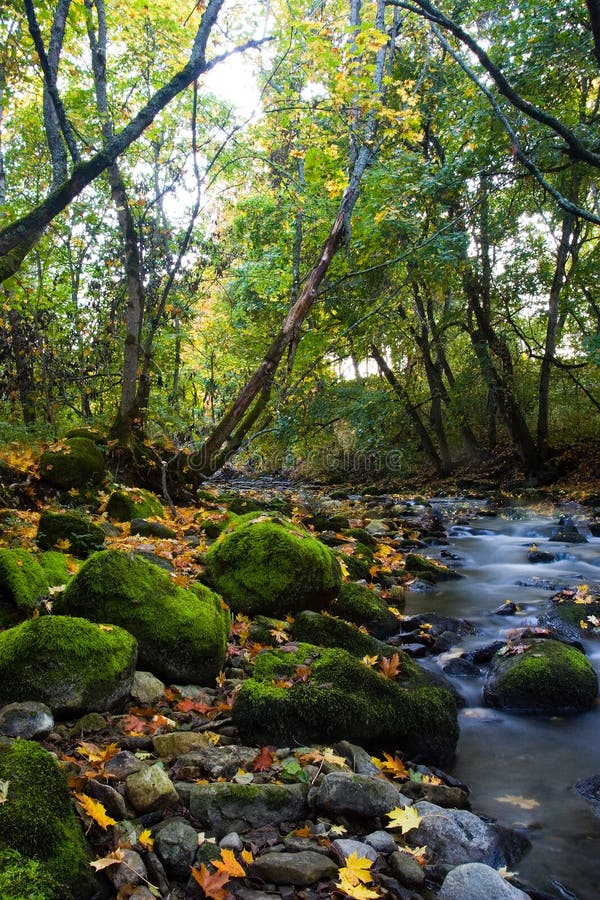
[
  {"left": 74, "top": 793, "right": 117, "bottom": 829},
  {"left": 339, "top": 852, "right": 373, "bottom": 885},
  {"left": 385, "top": 805, "right": 422, "bottom": 834},
  {"left": 371, "top": 752, "right": 408, "bottom": 780},
  {"left": 138, "top": 827, "right": 154, "bottom": 850},
  {"left": 241, "top": 848, "right": 254, "bottom": 864},
  {"left": 212, "top": 847, "right": 246, "bottom": 878}
]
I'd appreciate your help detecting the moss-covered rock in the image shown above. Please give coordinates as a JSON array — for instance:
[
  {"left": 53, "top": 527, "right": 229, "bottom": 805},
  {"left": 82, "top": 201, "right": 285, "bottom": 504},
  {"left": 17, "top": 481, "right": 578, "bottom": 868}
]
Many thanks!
[
  {"left": 404, "top": 553, "right": 461, "bottom": 583},
  {"left": 0, "top": 848, "right": 65, "bottom": 900},
  {"left": 336, "top": 543, "right": 374, "bottom": 582},
  {"left": 331, "top": 582, "right": 399, "bottom": 639},
  {"left": 37, "top": 551, "right": 73, "bottom": 587},
  {"left": 233, "top": 644, "right": 458, "bottom": 766},
  {"left": 483, "top": 639, "right": 598, "bottom": 714},
  {"left": 205, "top": 515, "right": 342, "bottom": 616},
  {"left": 56, "top": 550, "right": 229, "bottom": 683},
  {"left": 64, "top": 427, "right": 104, "bottom": 444},
  {"left": 39, "top": 438, "right": 104, "bottom": 490},
  {"left": 36, "top": 511, "right": 105, "bottom": 559},
  {"left": 0, "top": 740, "right": 96, "bottom": 897},
  {"left": 291, "top": 610, "right": 399, "bottom": 659},
  {"left": 343, "top": 528, "right": 379, "bottom": 551},
  {"left": 106, "top": 488, "right": 164, "bottom": 522},
  {"left": 0, "top": 549, "right": 48, "bottom": 626},
  {"left": 0, "top": 616, "right": 137, "bottom": 715}
]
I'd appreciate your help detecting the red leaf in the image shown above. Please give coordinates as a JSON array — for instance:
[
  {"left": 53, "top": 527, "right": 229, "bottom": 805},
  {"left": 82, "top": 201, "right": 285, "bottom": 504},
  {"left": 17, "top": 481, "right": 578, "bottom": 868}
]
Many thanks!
[{"left": 252, "top": 746, "right": 275, "bottom": 771}]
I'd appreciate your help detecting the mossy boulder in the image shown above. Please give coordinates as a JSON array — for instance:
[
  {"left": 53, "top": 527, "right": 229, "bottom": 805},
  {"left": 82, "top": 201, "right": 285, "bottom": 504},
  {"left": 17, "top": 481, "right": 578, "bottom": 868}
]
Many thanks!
[
  {"left": 331, "top": 582, "right": 399, "bottom": 639},
  {"left": 0, "top": 549, "right": 48, "bottom": 626},
  {"left": 39, "top": 438, "right": 104, "bottom": 490},
  {"left": 36, "top": 511, "right": 105, "bottom": 559},
  {"left": 205, "top": 515, "right": 342, "bottom": 616},
  {"left": 0, "top": 740, "right": 96, "bottom": 897},
  {"left": 291, "top": 610, "right": 399, "bottom": 659},
  {"left": 405, "top": 553, "right": 461, "bottom": 582},
  {"left": 0, "top": 616, "right": 137, "bottom": 715},
  {"left": 336, "top": 543, "right": 374, "bottom": 582},
  {"left": 106, "top": 488, "right": 164, "bottom": 522},
  {"left": 56, "top": 550, "right": 229, "bottom": 683},
  {"left": 64, "top": 427, "right": 104, "bottom": 444},
  {"left": 232, "top": 644, "right": 459, "bottom": 766},
  {"left": 344, "top": 528, "right": 379, "bottom": 551},
  {"left": 483, "top": 639, "right": 598, "bottom": 715},
  {"left": 0, "top": 848, "right": 65, "bottom": 900},
  {"left": 38, "top": 551, "right": 73, "bottom": 587}
]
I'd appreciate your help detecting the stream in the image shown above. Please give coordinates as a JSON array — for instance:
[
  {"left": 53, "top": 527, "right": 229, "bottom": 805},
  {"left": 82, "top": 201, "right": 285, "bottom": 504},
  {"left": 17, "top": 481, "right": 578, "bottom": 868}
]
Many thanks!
[{"left": 407, "top": 499, "right": 600, "bottom": 899}]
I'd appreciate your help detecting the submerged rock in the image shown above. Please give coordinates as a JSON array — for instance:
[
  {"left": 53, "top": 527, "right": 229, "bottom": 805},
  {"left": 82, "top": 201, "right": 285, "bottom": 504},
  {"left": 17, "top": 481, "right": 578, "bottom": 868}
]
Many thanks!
[{"left": 548, "top": 516, "right": 587, "bottom": 544}]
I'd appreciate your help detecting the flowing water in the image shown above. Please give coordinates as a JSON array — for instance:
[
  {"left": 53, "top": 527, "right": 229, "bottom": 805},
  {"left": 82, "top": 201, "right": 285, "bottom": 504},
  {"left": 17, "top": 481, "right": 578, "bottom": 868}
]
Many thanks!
[{"left": 405, "top": 500, "right": 600, "bottom": 899}]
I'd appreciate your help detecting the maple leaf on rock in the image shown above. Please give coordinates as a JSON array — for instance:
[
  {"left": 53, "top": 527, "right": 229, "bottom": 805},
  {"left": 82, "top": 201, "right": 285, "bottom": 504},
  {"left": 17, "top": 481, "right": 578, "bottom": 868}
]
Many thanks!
[
  {"left": 213, "top": 848, "right": 246, "bottom": 878},
  {"left": 190, "top": 863, "right": 231, "bottom": 900},
  {"left": 379, "top": 653, "right": 401, "bottom": 679},
  {"left": 385, "top": 804, "right": 422, "bottom": 834},
  {"left": 252, "top": 746, "right": 276, "bottom": 771},
  {"left": 371, "top": 751, "right": 408, "bottom": 780},
  {"left": 74, "top": 792, "right": 117, "bottom": 829}
]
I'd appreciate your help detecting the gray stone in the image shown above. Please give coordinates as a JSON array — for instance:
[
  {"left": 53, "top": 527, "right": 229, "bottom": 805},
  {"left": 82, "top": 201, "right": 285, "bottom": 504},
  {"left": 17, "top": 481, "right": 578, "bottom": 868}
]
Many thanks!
[
  {"left": 175, "top": 745, "right": 258, "bottom": 779},
  {"left": 104, "top": 849, "right": 147, "bottom": 891},
  {"left": 332, "top": 839, "right": 377, "bottom": 863},
  {"left": 154, "top": 819, "right": 198, "bottom": 879},
  {"left": 85, "top": 779, "right": 128, "bottom": 820},
  {"left": 282, "top": 836, "right": 331, "bottom": 855},
  {"left": 364, "top": 830, "right": 398, "bottom": 853},
  {"left": 408, "top": 802, "right": 529, "bottom": 868},
  {"left": 365, "top": 520, "right": 389, "bottom": 536},
  {"left": 400, "top": 782, "right": 470, "bottom": 809},
  {"left": 153, "top": 731, "right": 214, "bottom": 758},
  {"left": 220, "top": 831, "right": 244, "bottom": 851},
  {"left": 250, "top": 850, "right": 338, "bottom": 885},
  {"left": 104, "top": 750, "right": 144, "bottom": 781},
  {"left": 126, "top": 763, "right": 179, "bottom": 813},
  {"left": 131, "top": 671, "right": 165, "bottom": 706},
  {"left": 131, "top": 518, "right": 177, "bottom": 539},
  {"left": 438, "top": 862, "right": 531, "bottom": 899},
  {"left": 311, "top": 772, "right": 400, "bottom": 819},
  {"left": 389, "top": 850, "right": 425, "bottom": 888},
  {"left": 0, "top": 701, "right": 53, "bottom": 739},
  {"left": 176, "top": 781, "right": 309, "bottom": 838},
  {"left": 334, "top": 741, "right": 382, "bottom": 776}
]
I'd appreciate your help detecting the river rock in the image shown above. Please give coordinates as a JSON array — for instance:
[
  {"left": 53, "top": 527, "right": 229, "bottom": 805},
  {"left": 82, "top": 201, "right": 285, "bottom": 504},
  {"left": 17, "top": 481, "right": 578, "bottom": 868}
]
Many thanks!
[
  {"left": 575, "top": 774, "right": 600, "bottom": 817},
  {"left": 0, "top": 701, "right": 54, "bottom": 739},
  {"left": 483, "top": 638, "right": 598, "bottom": 715},
  {"left": 442, "top": 657, "right": 480, "bottom": 679},
  {"left": 125, "top": 763, "right": 179, "bottom": 812},
  {"left": 131, "top": 671, "right": 165, "bottom": 706},
  {"left": 104, "top": 849, "right": 147, "bottom": 891},
  {"left": 438, "top": 862, "right": 531, "bottom": 899},
  {"left": 311, "top": 772, "right": 400, "bottom": 818},
  {"left": 364, "top": 829, "right": 398, "bottom": 853},
  {"left": 400, "top": 613, "right": 475, "bottom": 637},
  {"left": 153, "top": 732, "right": 215, "bottom": 759},
  {"left": 84, "top": 779, "right": 128, "bottom": 820},
  {"left": 407, "top": 801, "right": 529, "bottom": 867},
  {"left": 389, "top": 850, "right": 425, "bottom": 888},
  {"left": 174, "top": 745, "right": 258, "bottom": 780},
  {"left": 400, "top": 781, "right": 470, "bottom": 809},
  {"left": 331, "top": 838, "right": 377, "bottom": 862},
  {"left": 154, "top": 818, "right": 198, "bottom": 879},
  {"left": 250, "top": 850, "right": 338, "bottom": 885},
  {"left": 334, "top": 740, "right": 383, "bottom": 776},
  {"left": 528, "top": 549, "right": 556, "bottom": 563},
  {"left": 104, "top": 750, "right": 144, "bottom": 780},
  {"left": 175, "top": 782, "right": 309, "bottom": 837},
  {"left": 548, "top": 516, "right": 587, "bottom": 543},
  {"left": 130, "top": 518, "right": 177, "bottom": 539}
]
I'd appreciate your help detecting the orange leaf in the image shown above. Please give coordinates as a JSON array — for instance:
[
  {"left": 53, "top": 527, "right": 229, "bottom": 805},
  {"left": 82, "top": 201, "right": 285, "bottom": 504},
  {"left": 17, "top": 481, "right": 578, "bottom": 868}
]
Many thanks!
[
  {"left": 292, "top": 824, "right": 312, "bottom": 838},
  {"left": 379, "top": 653, "right": 401, "bottom": 679},
  {"left": 74, "top": 793, "right": 117, "bottom": 829},
  {"left": 252, "top": 746, "right": 275, "bottom": 771},
  {"left": 213, "top": 848, "right": 246, "bottom": 878},
  {"left": 190, "top": 863, "right": 231, "bottom": 900}
]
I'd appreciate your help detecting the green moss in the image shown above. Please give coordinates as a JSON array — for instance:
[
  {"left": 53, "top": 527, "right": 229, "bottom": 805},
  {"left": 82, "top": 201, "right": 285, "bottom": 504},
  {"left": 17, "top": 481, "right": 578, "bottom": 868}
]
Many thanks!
[
  {"left": 233, "top": 644, "right": 458, "bottom": 765},
  {"left": 40, "top": 438, "right": 104, "bottom": 490},
  {"left": 205, "top": 515, "right": 342, "bottom": 616},
  {"left": 0, "top": 849, "right": 66, "bottom": 899},
  {"left": 484, "top": 639, "right": 598, "bottom": 713},
  {"left": 106, "top": 488, "right": 164, "bottom": 522},
  {"left": 0, "top": 616, "right": 137, "bottom": 715},
  {"left": 0, "top": 740, "right": 96, "bottom": 897},
  {"left": 37, "top": 551, "right": 74, "bottom": 587},
  {"left": 57, "top": 550, "right": 229, "bottom": 684},
  {"left": 336, "top": 544, "right": 374, "bottom": 582},
  {"left": 291, "top": 610, "right": 400, "bottom": 659},
  {"left": 343, "top": 528, "right": 379, "bottom": 551},
  {"left": 36, "top": 511, "right": 104, "bottom": 559},
  {"left": 0, "top": 549, "right": 48, "bottom": 622},
  {"left": 64, "top": 427, "right": 104, "bottom": 444},
  {"left": 332, "top": 582, "right": 399, "bottom": 639}
]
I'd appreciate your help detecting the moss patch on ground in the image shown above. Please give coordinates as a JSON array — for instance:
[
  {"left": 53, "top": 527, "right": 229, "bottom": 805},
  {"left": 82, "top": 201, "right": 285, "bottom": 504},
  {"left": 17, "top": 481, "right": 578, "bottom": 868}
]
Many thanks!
[
  {"left": 57, "top": 550, "right": 229, "bottom": 684},
  {"left": 233, "top": 643, "right": 458, "bottom": 766},
  {"left": 205, "top": 515, "right": 342, "bottom": 616}
]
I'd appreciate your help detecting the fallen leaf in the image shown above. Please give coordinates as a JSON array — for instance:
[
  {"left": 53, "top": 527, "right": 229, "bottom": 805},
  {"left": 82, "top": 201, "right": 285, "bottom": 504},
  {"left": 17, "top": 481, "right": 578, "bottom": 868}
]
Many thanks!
[
  {"left": 0, "top": 780, "right": 9, "bottom": 804},
  {"left": 371, "top": 752, "right": 408, "bottom": 780},
  {"left": 90, "top": 849, "right": 125, "bottom": 871},
  {"left": 496, "top": 794, "right": 540, "bottom": 810},
  {"left": 385, "top": 805, "right": 422, "bottom": 834},
  {"left": 138, "top": 827, "right": 154, "bottom": 850},
  {"left": 75, "top": 793, "right": 117, "bottom": 829},
  {"left": 212, "top": 847, "right": 246, "bottom": 878},
  {"left": 190, "top": 863, "right": 230, "bottom": 900},
  {"left": 252, "top": 746, "right": 275, "bottom": 771},
  {"left": 379, "top": 653, "right": 401, "bottom": 679}
]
